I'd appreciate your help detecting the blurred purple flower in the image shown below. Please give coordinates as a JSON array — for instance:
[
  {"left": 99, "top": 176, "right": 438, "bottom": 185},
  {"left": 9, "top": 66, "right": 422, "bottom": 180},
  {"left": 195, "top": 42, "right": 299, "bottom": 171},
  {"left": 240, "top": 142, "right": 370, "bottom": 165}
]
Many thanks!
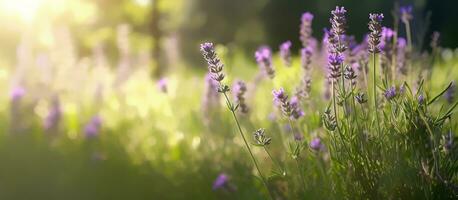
[
  {"left": 309, "top": 137, "right": 323, "bottom": 151},
  {"left": 232, "top": 80, "right": 249, "bottom": 114},
  {"left": 212, "top": 173, "right": 229, "bottom": 190},
  {"left": 290, "top": 96, "right": 304, "bottom": 120},
  {"left": 10, "top": 86, "right": 26, "bottom": 102},
  {"left": 294, "top": 133, "right": 304, "bottom": 141},
  {"left": 85, "top": 115, "right": 102, "bottom": 138},
  {"left": 255, "top": 46, "right": 275, "bottom": 78},
  {"left": 384, "top": 86, "right": 397, "bottom": 100},
  {"left": 157, "top": 78, "right": 168, "bottom": 93},
  {"left": 400, "top": 5, "right": 413, "bottom": 23},
  {"left": 397, "top": 37, "right": 408, "bottom": 75},
  {"left": 418, "top": 94, "right": 425, "bottom": 105},
  {"left": 301, "top": 47, "right": 313, "bottom": 71},
  {"left": 279, "top": 40, "right": 292, "bottom": 67},
  {"left": 44, "top": 97, "right": 62, "bottom": 131},
  {"left": 300, "top": 12, "right": 314, "bottom": 47}
]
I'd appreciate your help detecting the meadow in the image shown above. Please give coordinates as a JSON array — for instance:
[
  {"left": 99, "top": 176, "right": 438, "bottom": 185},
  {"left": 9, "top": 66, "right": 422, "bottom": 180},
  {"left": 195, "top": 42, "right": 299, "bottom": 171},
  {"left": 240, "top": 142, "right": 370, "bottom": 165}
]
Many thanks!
[{"left": 1, "top": 3, "right": 458, "bottom": 200}]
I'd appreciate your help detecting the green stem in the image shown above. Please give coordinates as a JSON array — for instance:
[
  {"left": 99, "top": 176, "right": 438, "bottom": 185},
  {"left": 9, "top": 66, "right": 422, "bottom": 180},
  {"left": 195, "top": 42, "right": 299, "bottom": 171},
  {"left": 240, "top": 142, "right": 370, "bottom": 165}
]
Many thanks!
[
  {"left": 372, "top": 53, "right": 381, "bottom": 135},
  {"left": 222, "top": 92, "right": 274, "bottom": 200},
  {"left": 264, "top": 146, "right": 285, "bottom": 176}
]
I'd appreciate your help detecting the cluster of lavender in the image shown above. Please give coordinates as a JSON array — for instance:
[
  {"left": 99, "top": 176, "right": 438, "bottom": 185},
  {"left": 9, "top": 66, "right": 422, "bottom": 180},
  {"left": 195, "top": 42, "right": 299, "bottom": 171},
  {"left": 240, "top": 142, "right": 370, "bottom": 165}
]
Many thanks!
[{"left": 327, "top": 7, "right": 347, "bottom": 80}]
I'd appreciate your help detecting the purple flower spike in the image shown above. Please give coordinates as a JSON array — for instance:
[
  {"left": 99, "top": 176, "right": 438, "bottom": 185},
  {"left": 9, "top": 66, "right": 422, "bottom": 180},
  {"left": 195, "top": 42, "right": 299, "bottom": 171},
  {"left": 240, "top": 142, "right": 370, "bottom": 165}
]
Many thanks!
[
  {"left": 157, "top": 78, "right": 168, "bottom": 93},
  {"left": 10, "top": 86, "right": 26, "bottom": 102},
  {"left": 384, "top": 86, "right": 397, "bottom": 100},
  {"left": 418, "top": 94, "right": 425, "bottom": 105},
  {"left": 200, "top": 42, "right": 225, "bottom": 83},
  {"left": 309, "top": 137, "right": 323, "bottom": 151},
  {"left": 368, "top": 13, "right": 384, "bottom": 53},
  {"left": 232, "top": 80, "right": 249, "bottom": 114},
  {"left": 85, "top": 115, "right": 102, "bottom": 138},
  {"left": 212, "top": 173, "right": 228, "bottom": 190},
  {"left": 44, "top": 97, "right": 62, "bottom": 131},
  {"left": 290, "top": 96, "right": 304, "bottom": 120},
  {"left": 279, "top": 41, "right": 292, "bottom": 67},
  {"left": 300, "top": 12, "right": 314, "bottom": 47},
  {"left": 255, "top": 46, "right": 275, "bottom": 78},
  {"left": 400, "top": 5, "right": 413, "bottom": 23}
]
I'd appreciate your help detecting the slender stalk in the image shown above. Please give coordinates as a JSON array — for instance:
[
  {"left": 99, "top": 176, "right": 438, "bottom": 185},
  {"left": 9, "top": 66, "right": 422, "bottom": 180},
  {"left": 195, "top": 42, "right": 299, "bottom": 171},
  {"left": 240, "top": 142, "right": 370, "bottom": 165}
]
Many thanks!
[
  {"left": 222, "top": 92, "right": 274, "bottom": 200},
  {"left": 405, "top": 21, "right": 413, "bottom": 84},
  {"left": 372, "top": 53, "right": 381, "bottom": 134}
]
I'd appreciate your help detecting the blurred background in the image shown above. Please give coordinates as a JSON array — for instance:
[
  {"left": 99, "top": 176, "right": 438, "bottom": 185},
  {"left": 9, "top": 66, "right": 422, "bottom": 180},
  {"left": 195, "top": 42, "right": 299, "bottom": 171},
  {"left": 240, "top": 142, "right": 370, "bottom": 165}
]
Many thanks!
[{"left": 0, "top": 0, "right": 457, "bottom": 76}]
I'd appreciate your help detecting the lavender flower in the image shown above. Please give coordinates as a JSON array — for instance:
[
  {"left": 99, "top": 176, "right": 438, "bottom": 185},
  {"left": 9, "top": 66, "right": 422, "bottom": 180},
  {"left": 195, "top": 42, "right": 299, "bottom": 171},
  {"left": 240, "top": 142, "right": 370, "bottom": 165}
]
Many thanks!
[
  {"left": 157, "top": 78, "right": 168, "bottom": 93},
  {"left": 279, "top": 41, "right": 292, "bottom": 67},
  {"left": 344, "top": 65, "right": 357, "bottom": 81},
  {"left": 294, "top": 133, "right": 304, "bottom": 141},
  {"left": 301, "top": 47, "right": 313, "bottom": 71},
  {"left": 200, "top": 43, "right": 225, "bottom": 84},
  {"left": 400, "top": 5, "right": 413, "bottom": 23},
  {"left": 295, "top": 76, "right": 312, "bottom": 99},
  {"left": 300, "top": 12, "right": 314, "bottom": 47},
  {"left": 309, "top": 137, "right": 323, "bottom": 151},
  {"left": 330, "top": 6, "right": 347, "bottom": 36},
  {"left": 84, "top": 115, "right": 102, "bottom": 138},
  {"left": 384, "top": 86, "right": 397, "bottom": 100},
  {"left": 232, "top": 80, "right": 249, "bottom": 114},
  {"left": 323, "top": 108, "right": 337, "bottom": 131},
  {"left": 10, "top": 86, "right": 26, "bottom": 102},
  {"left": 290, "top": 96, "right": 304, "bottom": 119},
  {"left": 255, "top": 46, "right": 275, "bottom": 78},
  {"left": 212, "top": 173, "right": 229, "bottom": 190},
  {"left": 368, "top": 13, "right": 384, "bottom": 53},
  {"left": 445, "top": 81, "right": 455, "bottom": 103},
  {"left": 355, "top": 92, "right": 368, "bottom": 104},
  {"left": 417, "top": 94, "right": 425, "bottom": 105},
  {"left": 397, "top": 37, "right": 408, "bottom": 75},
  {"left": 253, "top": 128, "right": 272, "bottom": 146},
  {"left": 327, "top": 7, "right": 347, "bottom": 80},
  {"left": 44, "top": 97, "right": 61, "bottom": 131},
  {"left": 273, "top": 88, "right": 292, "bottom": 117}
]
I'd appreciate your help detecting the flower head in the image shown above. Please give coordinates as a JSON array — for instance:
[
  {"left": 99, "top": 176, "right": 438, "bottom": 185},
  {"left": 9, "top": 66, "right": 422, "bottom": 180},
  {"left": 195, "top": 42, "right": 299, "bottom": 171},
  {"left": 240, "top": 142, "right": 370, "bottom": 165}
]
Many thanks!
[
  {"left": 44, "top": 97, "right": 61, "bottom": 131},
  {"left": 400, "top": 5, "right": 413, "bottom": 23},
  {"left": 368, "top": 13, "right": 384, "bottom": 53},
  {"left": 309, "top": 137, "right": 323, "bottom": 151},
  {"left": 279, "top": 40, "right": 292, "bottom": 67},
  {"left": 10, "top": 86, "right": 26, "bottom": 102},
  {"left": 213, "top": 173, "right": 229, "bottom": 190},
  {"left": 200, "top": 42, "right": 225, "bottom": 83},
  {"left": 157, "top": 78, "right": 168, "bottom": 93},
  {"left": 418, "top": 94, "right": 425, "bottom": 105},
  {"left": 253, "top": 128, "right": 272, "bottom": 146},
  {"left": 232, "top": 80, "right": 249, "bottom": 114},
  {"left": 300, "top": 12, "right": 314, "bottom": 47},
  {"left": 255, "top": 46, "right": 275, "bottom": 78},
  {"left": 330, "top": 6, "right": 347, "bottom": 36},
  {"left": 355, "top": 92, "right": 368, "bottom": 104},
  {"left": 384, "top": 86, "right": 397, "bottom": 100},
  {"left": 85, "top": 115, "right": 102, "bottom": 138},
  {"left": 290, "top": 96, "right": 304, "bottom": 120},
  {"left": 301, "top": 47, "right": 313, "bottom": 71},
  {"left": 273, "top": 88, "right": 293, "bottom": 118}
]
